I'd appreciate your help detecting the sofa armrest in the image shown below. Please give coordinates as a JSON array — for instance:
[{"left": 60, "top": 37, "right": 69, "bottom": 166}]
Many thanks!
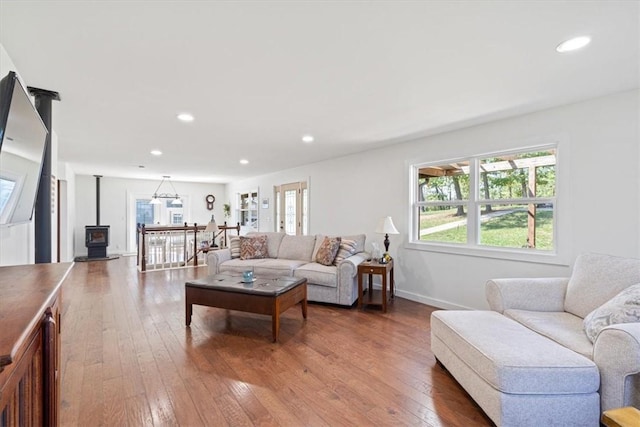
[
  {"left": 342, "top": 252, "right": 370, "bottom": 269},
  {"left": 207, "top": 249, "right": 231, "bottom": 275},
  {"left": 486, "top": 277, "right": 569, "bottom": 313},
  {"left": 334, "top": 252, "right": 370, "bottom": 305},
  {"left": 594, "top": 322, "right": 640, "bottom": 410}
]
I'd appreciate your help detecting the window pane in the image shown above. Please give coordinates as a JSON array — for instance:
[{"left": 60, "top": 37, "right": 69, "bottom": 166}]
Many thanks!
[
  {"left": 479, "top": 203, "right": 554, "bottom": 250},
  {"left": 136, "top": 199, "right": 155, "bottom": 225},
  {"left": 418, "top": 161, "right": 470, "bottom": 202},
  {"left": 302, "top": 188, "right": 308, "bottom": 235},
  {"left": 479, "top": 149, "right": 556, "bottom": 200},
  {"left": 284, "top": 189, "right": 296, "bottom": 235},
  {"left": 418, "top": 205, "right": 467, "bottom": 244}
]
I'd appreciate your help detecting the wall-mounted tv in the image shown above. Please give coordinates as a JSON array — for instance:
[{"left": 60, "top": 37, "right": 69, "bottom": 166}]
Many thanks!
[{"left": 0, "top": 71, "right": 48, "bottom": 226}]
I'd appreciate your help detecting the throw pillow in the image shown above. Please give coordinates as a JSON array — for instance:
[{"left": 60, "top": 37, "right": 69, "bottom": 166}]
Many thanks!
[
  {"left": 583, "top": 283, "right": 640, "bottom": 343},
  {"left": 333, "top": 239, "right": 358, "bottom": 265},
  {"left": 229, "top": 237, "right": 241, "bottom": 259},
  {"left": 240, "top": 235, "right": 269, "bottom": 260},
  {"left": 315, "top": 236, "right": 341, "bottom": 266}
]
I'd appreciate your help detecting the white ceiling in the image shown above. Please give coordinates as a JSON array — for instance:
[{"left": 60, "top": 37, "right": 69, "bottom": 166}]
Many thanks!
[{"left": 1, "top": 1, "right": 638, "bottom": 183}]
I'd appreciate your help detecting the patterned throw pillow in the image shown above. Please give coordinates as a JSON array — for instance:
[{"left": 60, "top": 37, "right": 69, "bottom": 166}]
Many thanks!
[
  {"left": 229, "top": 237, "right": 241, "bottom": 259},
  {"left": 333, "top": 239, "right": 358, "bottom": 265},
  {"left": 240, "top": 235, "right": 269, "bottom": 260},
  {"left": 315, "top": 236, "right": 341, "bottom": 266},
  {"left": 583, "top": 283, "right": 640, "bottom": 343}
]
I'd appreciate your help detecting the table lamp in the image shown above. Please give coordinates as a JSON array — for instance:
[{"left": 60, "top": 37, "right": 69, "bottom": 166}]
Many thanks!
[
  {"left": 375, "top": 216, "right": 399, "bottom": 253},
  {"left": 204, "top": 215, "right": 219, "bottom": 247}
]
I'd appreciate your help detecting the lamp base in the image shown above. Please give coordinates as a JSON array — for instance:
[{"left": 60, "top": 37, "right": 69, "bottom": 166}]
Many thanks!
[{"left": 383, "top": 233, "right": 390, "bottom": 253}]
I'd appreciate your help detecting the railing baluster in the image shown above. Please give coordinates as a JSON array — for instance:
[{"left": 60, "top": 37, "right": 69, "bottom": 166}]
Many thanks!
[{"left": 136, "top": 223, "right": 234, "bottom": 272}]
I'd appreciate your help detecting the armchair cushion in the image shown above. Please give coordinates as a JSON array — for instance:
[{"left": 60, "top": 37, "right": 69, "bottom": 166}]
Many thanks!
[
  {"left": 486, "top": 277, "right": 569, "bottom": 313},
  {"left": 564, "top": 253, "right": 640, "bottom": 318},
  {"left": 583, "top": 283, "right": 640, "bottom": 343},
  {"left": 504, "top": 309, "right": 593, "bottom": 358}
]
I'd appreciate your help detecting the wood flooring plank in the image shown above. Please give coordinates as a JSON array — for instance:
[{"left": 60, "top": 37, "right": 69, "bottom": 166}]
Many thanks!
[
  {"left": 59, "top": 256, "right": 493, "bottom": 427},
  {"left": 124, "top": 393, "right": 154, "bottom": 426},
  {"left": 102, "top": 376, "right": 127, "bottom": 426}
]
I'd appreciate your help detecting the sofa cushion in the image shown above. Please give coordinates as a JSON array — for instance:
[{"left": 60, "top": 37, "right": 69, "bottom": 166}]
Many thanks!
[
  {"left": 504, "top": 309, "right": 593, "bottom": 359},
  {"left": 333, "top": 239, "right": 357, "bottom": 265},
  {"left": 294, "top": 263, "right": 338, "bottom": 288},
  {"left": 431, "top": 310, "right": 599, "bottom": 395},
  {"left": 240, "top": 235, "right": 269, "bottom": 259},
  {"left": 247, "top": 232, "right": 285, "bottom": 259},
  {"left": 219, "top": 258, "right": 269, "bottom": 275},
  {"left": 315, "top": 236, "right": 341, "bottom": 266},
  {"left": 583, "top": 283, "right": 640, "bottom": 343},
  {"left": 254, "top": 259, "right": 308, "bottom": 278},
  {"left": 277, "top": 234, "right": 316, "bottom": 262},
  {"left": 564, "top": 253, "right": 640, "bottom": 318},
  {"left": 229, "top": 236, "right": 241, "bottom": 259}
]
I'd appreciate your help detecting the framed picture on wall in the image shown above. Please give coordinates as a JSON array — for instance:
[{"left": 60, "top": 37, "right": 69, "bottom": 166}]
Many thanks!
[{"left": 261, "top": 198, "right": 269, "bottom": 209}]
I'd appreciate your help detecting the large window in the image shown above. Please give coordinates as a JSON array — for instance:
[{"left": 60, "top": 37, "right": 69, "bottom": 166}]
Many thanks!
[{"left": 412, "top": 146, "right": 557, "bottom": 253}]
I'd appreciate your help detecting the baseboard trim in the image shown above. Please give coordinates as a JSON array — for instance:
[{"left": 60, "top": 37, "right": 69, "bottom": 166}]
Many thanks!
[{"left": 394, "top": 289, "right": 474, "bottom": 311}]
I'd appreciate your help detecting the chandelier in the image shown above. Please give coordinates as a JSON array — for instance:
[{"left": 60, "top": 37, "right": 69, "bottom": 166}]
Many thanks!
[{"left": 149, "top": 175, "right": 182, "bottom": 205}]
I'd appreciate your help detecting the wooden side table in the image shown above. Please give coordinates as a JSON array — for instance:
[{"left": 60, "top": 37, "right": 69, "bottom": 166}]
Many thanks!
[
  {"left": 601, "top": 406, "right": 640, "bottom": 427},
  {"left": 357, "top": 260, "right": 394, "bottom": 313}
]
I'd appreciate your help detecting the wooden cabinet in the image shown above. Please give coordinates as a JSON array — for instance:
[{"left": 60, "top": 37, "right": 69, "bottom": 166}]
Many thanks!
[{"left": 0, "top": 263, "right": 73, "bottom": 427}]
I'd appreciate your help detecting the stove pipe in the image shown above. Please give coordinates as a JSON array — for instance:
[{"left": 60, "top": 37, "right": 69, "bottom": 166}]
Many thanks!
[{"left": 95, "top": 175, "right": 102, "bottom": 225}]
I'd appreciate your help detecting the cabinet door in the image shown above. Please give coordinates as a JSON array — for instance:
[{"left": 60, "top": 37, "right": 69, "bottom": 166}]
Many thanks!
[
  {"left": 0, "top": 329, "right": 44, "bottom": 426},
  {"left": 43, "top": 296, "right": 61, "bottom": 427}
]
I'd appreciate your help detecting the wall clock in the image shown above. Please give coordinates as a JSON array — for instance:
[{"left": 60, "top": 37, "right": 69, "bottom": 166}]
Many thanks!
[{"left": 206, "top": 194, "right": 215, "bottom": 210}]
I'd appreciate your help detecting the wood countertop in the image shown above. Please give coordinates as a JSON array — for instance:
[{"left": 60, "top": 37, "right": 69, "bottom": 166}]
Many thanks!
[{"left": 0, "top": 262, "right": 73, "bottom": 371}]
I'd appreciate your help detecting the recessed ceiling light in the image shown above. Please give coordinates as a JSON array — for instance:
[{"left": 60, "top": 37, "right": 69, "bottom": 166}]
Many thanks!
[
  {"left": 150, "top": 150, "right": 162, "bottom": 156},
  {"left": 177, "top": 113, "right": 194, "bottom": 122},
  {"left": 240, "top": 159, "right": 249, "bottom": 165},
  {"left": 556, "top": 36, "right": 591, "bottom": 53},
  {"left": 302, "top": 135, "right": 314, "bottom": 143}
]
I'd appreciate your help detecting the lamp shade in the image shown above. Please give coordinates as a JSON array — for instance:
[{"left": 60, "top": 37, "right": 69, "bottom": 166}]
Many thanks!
[
  {"left": 375, "top": 216, "right": 399, "bottom": 235},
  {"left": 204, "top": 218, "right": 219, "bottom": 234}
]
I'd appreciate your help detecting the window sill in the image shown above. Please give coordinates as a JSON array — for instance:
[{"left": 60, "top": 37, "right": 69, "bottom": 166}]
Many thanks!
[{"left": 404, "top": 241, "right": 570, "bottom": 266}]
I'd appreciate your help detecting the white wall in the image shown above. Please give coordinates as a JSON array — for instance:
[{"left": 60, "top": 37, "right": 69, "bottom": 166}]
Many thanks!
[
  {"left": 57, "top": 162, "right": 76, "bottom": 262},
  {"left": 73, "top": 175, "right": 226, "bottom": 256},
  {"left": 0, "top": 43, "right": 66, "bottom": 266},
  {"left": 228, "top": 90, "right": 639, "bottom": 310}
]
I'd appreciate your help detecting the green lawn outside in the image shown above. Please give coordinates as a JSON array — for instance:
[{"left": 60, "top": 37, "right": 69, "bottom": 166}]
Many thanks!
[{"left": 420, "top": 209, "right": 554, "bottom": 250}]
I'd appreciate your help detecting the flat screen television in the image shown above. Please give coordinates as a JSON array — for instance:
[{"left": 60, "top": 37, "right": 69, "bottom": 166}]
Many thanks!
[{"left": 0, "top": 71, "right": 48, "bottom": 226}]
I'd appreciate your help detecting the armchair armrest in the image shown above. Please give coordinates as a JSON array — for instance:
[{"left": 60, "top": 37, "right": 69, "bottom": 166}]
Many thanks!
[
  {"left": 207, "top": 249, "right": 231, "bottom": 275},
  {"left": 594, "top": 323, "right": 640, "bottom": 410},
  {"left": 486, "top": 277, "right": 569, "bottom": 313}
]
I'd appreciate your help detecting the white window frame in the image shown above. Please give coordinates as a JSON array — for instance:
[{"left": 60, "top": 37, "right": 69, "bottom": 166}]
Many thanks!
[{"left": 406, "top": 138, "right": 569, "bottom": 266}]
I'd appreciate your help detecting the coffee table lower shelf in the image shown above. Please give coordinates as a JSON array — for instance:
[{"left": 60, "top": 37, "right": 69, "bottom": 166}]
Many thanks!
[{"left": 185, "top": 276, "right": 307, "bottom": 342}]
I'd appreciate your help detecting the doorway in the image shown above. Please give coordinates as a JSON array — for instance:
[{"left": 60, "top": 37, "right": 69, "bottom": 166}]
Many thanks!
[{"left": 274, "top": 181, "right": 307, "bottom": 235}]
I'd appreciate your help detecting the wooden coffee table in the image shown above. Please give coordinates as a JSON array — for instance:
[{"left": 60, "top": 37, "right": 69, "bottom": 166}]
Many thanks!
[{"left": 185, "top": 274, "right": 307, "bottom": 342}]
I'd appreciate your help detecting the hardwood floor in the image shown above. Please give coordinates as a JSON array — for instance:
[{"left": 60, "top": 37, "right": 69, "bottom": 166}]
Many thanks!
[{"left": 59, "top": 256, "right": 493, "bottom": 426}]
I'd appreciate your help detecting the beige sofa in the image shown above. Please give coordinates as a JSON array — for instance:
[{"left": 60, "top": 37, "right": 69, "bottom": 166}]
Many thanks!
[
  {"left": 431, "top": 253, "right": 640, "bottom": 426},
  {"left": 207, "top": 232, "right": 369, "bottom": 306}
]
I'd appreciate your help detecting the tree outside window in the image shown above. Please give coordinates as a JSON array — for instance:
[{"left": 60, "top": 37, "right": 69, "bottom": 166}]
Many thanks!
[{"left": 414, "top": 147, "right": 557, "bottom": 251}]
